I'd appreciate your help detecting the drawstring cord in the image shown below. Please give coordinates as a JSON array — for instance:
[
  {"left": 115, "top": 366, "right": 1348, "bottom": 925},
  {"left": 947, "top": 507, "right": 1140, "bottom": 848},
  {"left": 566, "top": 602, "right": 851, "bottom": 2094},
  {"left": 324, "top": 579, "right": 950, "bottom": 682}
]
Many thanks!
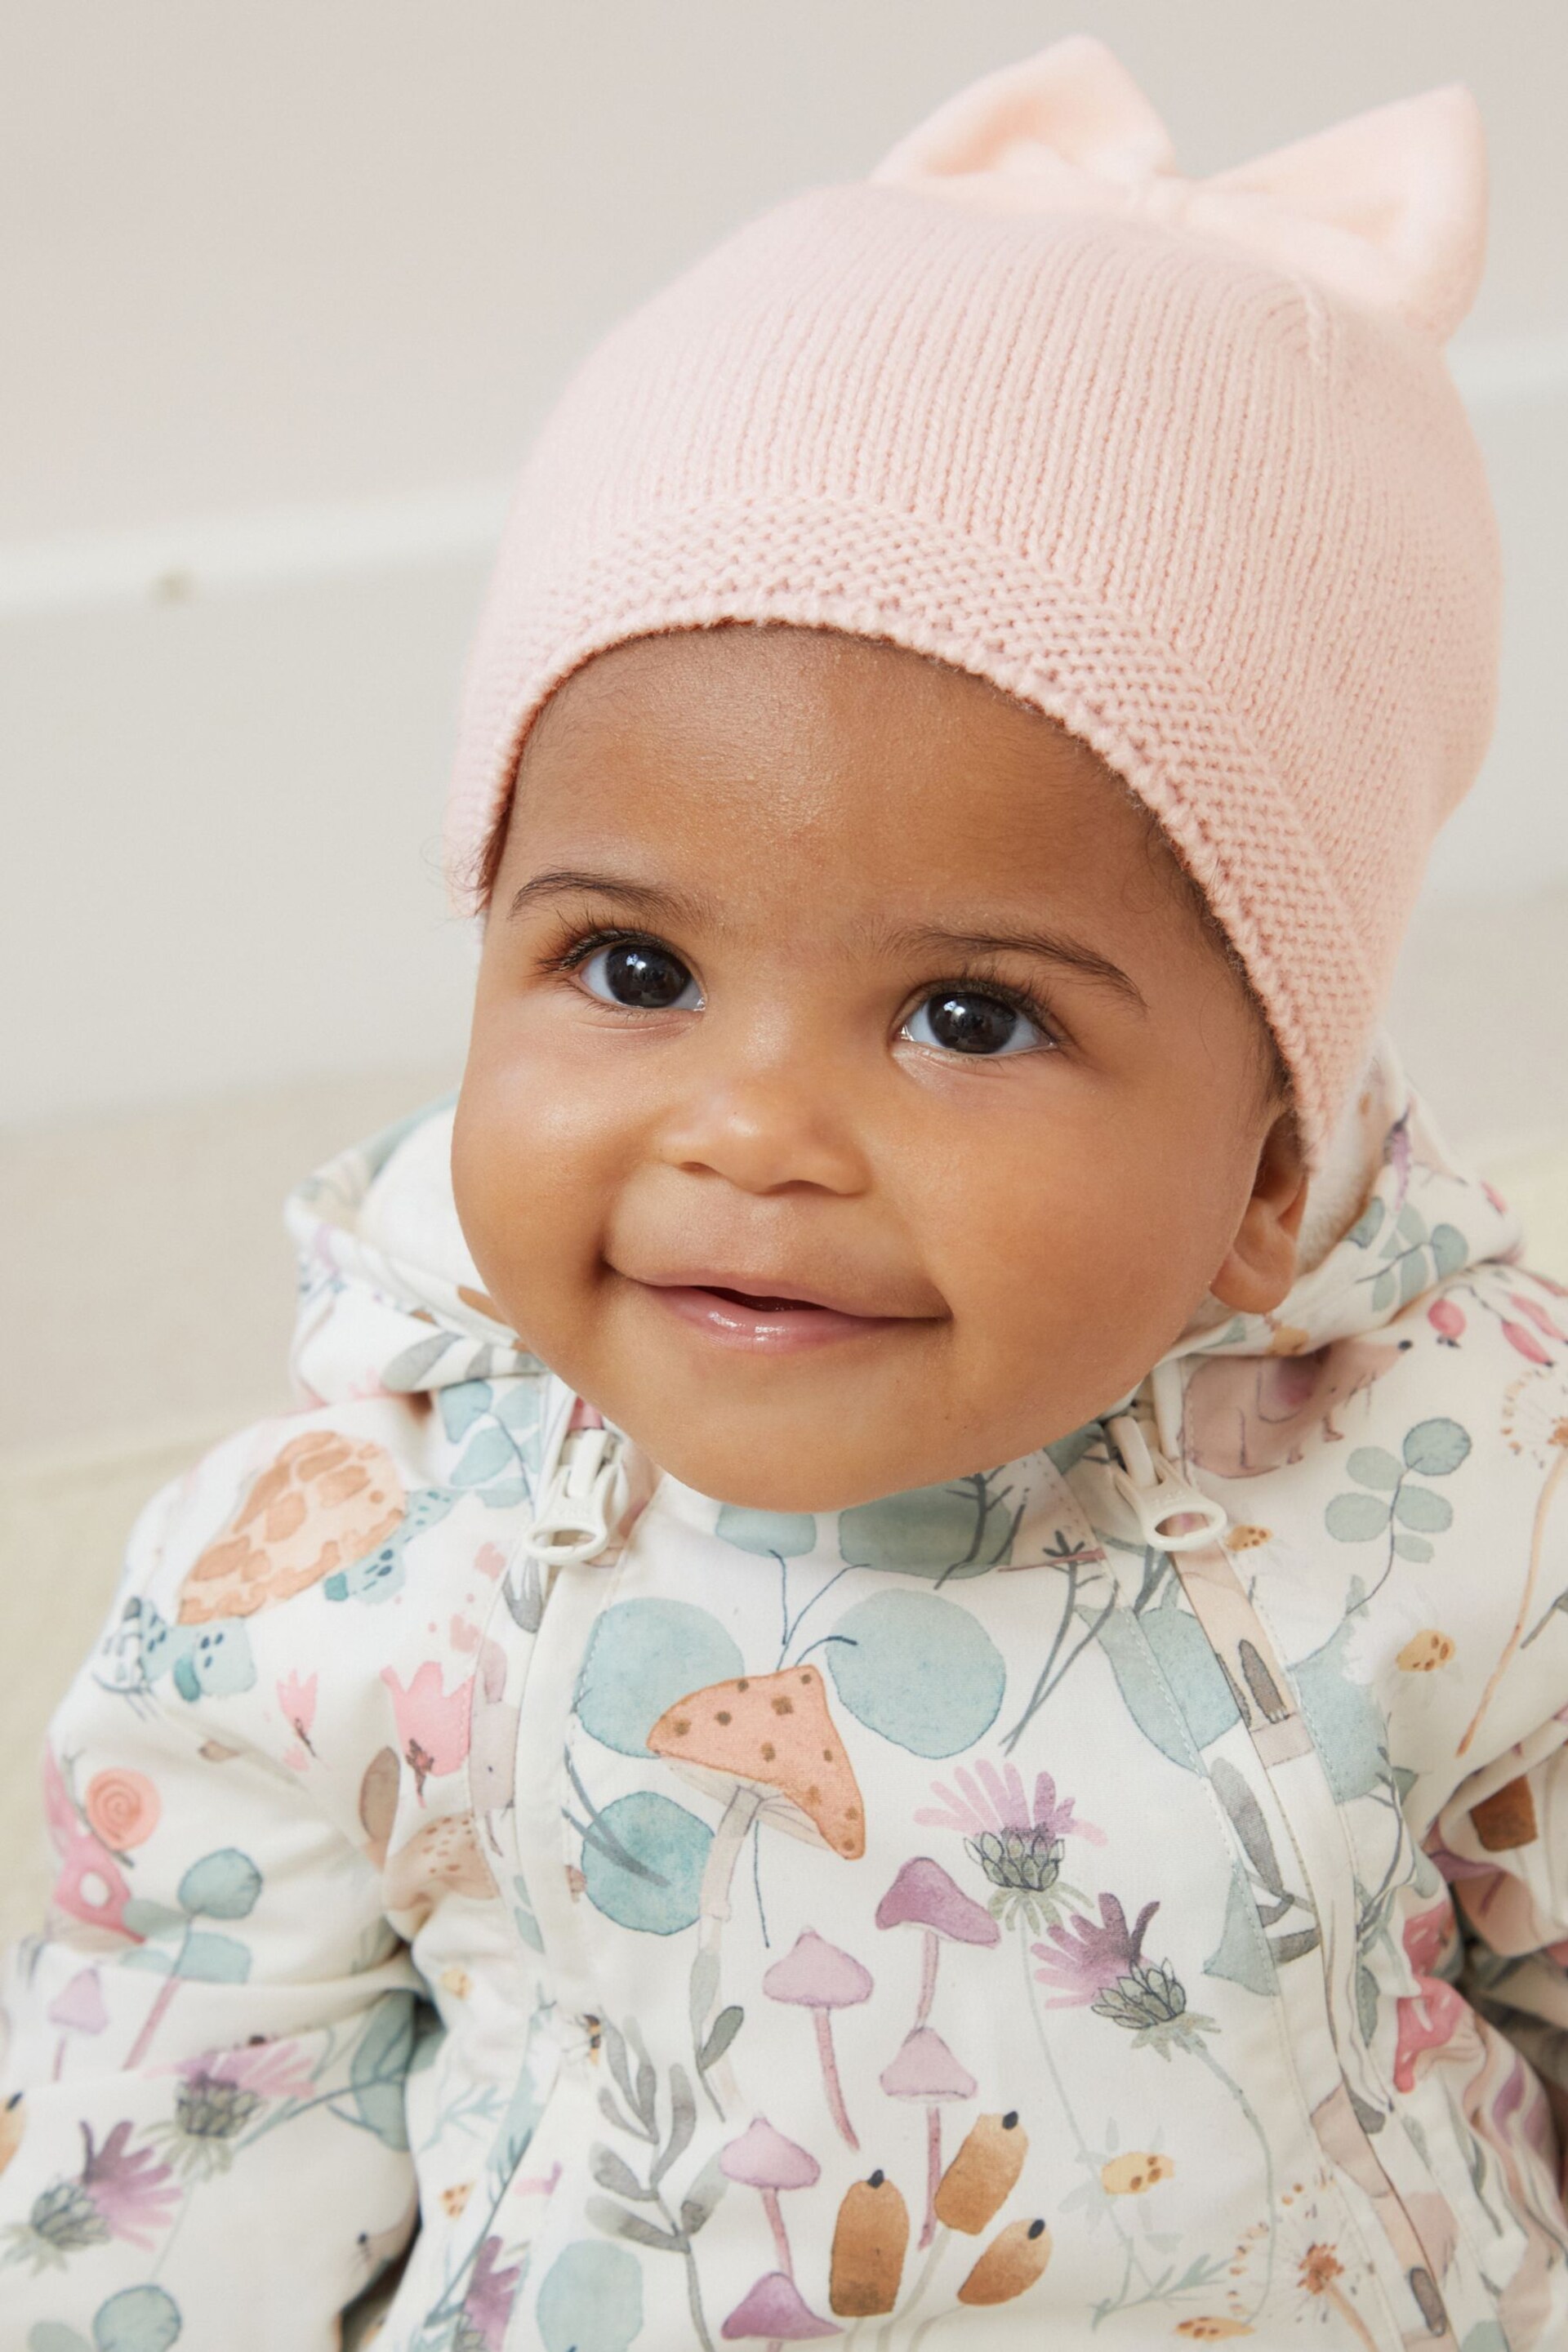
[{"left": 1106, "top": 1359, "right": 1228, "bottom": 1554}]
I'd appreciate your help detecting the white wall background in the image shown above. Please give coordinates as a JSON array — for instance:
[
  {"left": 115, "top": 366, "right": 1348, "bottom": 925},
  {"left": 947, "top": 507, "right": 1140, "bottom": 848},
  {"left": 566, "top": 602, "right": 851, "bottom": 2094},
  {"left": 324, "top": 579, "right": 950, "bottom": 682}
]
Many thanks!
[{"left": 3, "top": 1, "right": 1566, "bottom": 1125}]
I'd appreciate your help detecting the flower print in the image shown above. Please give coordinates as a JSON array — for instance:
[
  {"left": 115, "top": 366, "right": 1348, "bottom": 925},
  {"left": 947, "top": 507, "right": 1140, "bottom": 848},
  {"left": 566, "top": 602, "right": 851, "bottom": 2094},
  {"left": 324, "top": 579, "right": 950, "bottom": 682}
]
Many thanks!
[
  {"left": 1392, "top": 1903, "right": 1470, "bottom": 2095},
  {"left": 277, "top": 1668, "right": 318, "bottom": 1755},
  {"left": 1032, "top": 1894, "right": 1158, "bottom": 2008},
  {"left": 381, "top": 1661, "right": 474, "bottom": 1801},
  {"left": 918, "top": 1757, "right": 1103, "bottom": 1850},
  {"left": 4, "top": 2121, "right": 180, "bottom": 2270},
  {"left": 151, "top": 2038, "right": 317, "bottom": 2177},
  {"left": 919, "top": 1759, "right": 1102, "bottom": 1929},
  {"left": 454, "top": 2234, "right": 522, "bottom": 2352},
  {"left": 82, "top": 1769, "right": 160, "bottom": 1853}
]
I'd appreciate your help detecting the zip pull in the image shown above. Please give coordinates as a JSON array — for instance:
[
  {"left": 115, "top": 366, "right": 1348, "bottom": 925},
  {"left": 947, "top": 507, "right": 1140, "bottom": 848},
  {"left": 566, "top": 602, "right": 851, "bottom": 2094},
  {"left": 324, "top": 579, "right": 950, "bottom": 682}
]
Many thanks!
[
  {"left": 1107, "top": 1411, "right": 1228, "bottom": 1554},
  {"left": 523, "top": 1414, "right": 630, "bottom": 1566}
]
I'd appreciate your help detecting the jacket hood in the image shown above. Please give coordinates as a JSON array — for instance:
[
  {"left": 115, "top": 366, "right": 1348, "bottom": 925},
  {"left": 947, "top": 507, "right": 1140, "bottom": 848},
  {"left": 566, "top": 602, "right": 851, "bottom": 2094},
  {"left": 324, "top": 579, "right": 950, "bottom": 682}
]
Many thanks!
[{"left": 283, "top": 1032, "right": 1522, "bottom": 1437}]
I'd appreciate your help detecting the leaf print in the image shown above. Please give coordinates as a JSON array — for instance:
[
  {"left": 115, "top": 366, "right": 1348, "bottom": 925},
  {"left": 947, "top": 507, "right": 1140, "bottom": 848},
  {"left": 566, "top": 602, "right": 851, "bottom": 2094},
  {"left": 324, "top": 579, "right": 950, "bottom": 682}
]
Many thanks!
[
  {"left": 537, "top": 2239, "right": 644, "bottom": 2352},
  {"left": 578, "top": 1792, "right": 713, "bottom": 1937},
  {"left": 176, "top": 1847, "right": 261, "bottom": 1920},
  {"left": 1401, "top": 1418, "right": 1472, "bottom": 1477},
  {"left": 826, "top": 1589, "right": 1004, "bottom": 1757},
  {"left": 1326, "top": 1492, "right": 1391, "bottom": 1542},
  {"left": 440, "top": 1379, "right": 494, "bottom": 1441},
  {"left": 1089, "top": 1588, "right": 1239, "bottom": 1771},
  {"left": 840, "top": 1470, "right": 1022, "bottom": 1580},
  {"left": 1346, "top": 1447, "right": 1402, "bottom": 1491},
  {"left": 1289, "top": 1604, "right": 1388, "bottom": 1804},
  {"left": 346, "top": 1993, "right": 421, "bottom": 2150},
  {"left": 91, "top": 2283, "right": 184, "bottom": 2352},
  {"left": 1393, "top": 1486, "right": 1452, "bottom": 1534},
  {"left": 716, "top": 1506, "right": 817, "bottom": 1559},
  {"left": 574, "top": 1600, "right": 743, "bottom": 1757}
]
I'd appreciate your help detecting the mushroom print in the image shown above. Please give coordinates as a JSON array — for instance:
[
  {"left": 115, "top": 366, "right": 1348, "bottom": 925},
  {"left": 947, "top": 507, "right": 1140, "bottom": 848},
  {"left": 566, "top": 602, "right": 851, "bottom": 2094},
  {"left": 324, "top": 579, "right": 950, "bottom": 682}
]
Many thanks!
[
  {"left": 719, "top": 2118, "right": 840, "bottom": 2349},
  {"left": 762, "top": 1932, "right": 873, "bottom": 2149},
  {"left": 719, "top": 2270, "right": 840, "bottom": 2346},
  {"left": 879, "top": 2027, "right": 977, "bottom": 2251},
  {"left": 721, "top": 2118, "right": 820, "bottom": 2278},
  {"left": 829, "top": 2171, "right": 910, "bottom": 2318},
  {"left": 648, "top": 1668, "right": 866, "bottom": 2086},
  {"left": 875, "top": 1858, "right": 999, "bottom": 2029}
]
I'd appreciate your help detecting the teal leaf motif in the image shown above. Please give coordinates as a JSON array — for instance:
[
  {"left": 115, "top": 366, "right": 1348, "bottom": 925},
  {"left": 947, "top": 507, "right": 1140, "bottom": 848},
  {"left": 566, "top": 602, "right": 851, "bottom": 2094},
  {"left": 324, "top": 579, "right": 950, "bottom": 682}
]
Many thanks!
[
  {"left": 450, "top": 1426, "right": 516, "bottom": 1489},
  {"left": 347, "top": 1993, "right": 418, "bottom": 2150},
  {"left": 1393, "top": 1534, "right": 1435, "bottom": 1564},
  {"left": 537, "top": 2239, "right": 644, "bottom": 2352},
  {"left": 1349, "top": 1199, "right": 1386, "bottom": 1249},
  {"left": 575, "top": 1601, "right": 743, "bottom": 1757},
  {"left": 1204, "top": 1868, "right": 1276, "bottom": 1998},
  {"left": 1347, "top": 1447, "right": 1402, "bottom": 1492},
  {"left": 496, "top": 1380, "right": 544, "bottom": 1435},
  {"left": 176, "top": 1847, "right": 261, "bottom": 1920},
  {"left": 715, "top": 1506, "right": 816, "bottom": 1559},
  {"left": 1370, "top": 1268, "right": 1399, "bottom": 1314},
  {"left": 1326, "top": 1491, "right": 1392, "bottom": 1542},
  {"left": 175, "top": 1931, "right": 252, "bottom": 1984},
  {"left": 1397, "top": 1250, "right": 1430, "bottom": 1308},
  {"left": 1292, "top": 1597, "right": 1387, "bottom": 1802},
  {"left": 1093, "top": 1591, "right": 1239, "bottom": 1771},
  {"left": 439, "top": 1380, "right": 493, "bottom": 1441},
  {"left": 580, "top": 1793, "right": 712, "bottom": 1935},
  {"left": 827, "top": 1589, "right": 1004, "bottom": 1757},
  {"left": 839, "top": 1475, "right": 1015, "bottom": 1578},
  {"left": 1403, "top": 1419, "right": 1472, "bottom": 1477},
  {"left": 92, "top": 2286, "right": 183, "bottom": 2352},
  {"left": 119, "top": 1898, "right": 186, "bottom": 1941},
  {"left": 1394, "top": 1486, "right": 1453, "bottom": 1535},
  {"left": 1431, "top": 1225, "right": 1468, "bottom": 1279}
]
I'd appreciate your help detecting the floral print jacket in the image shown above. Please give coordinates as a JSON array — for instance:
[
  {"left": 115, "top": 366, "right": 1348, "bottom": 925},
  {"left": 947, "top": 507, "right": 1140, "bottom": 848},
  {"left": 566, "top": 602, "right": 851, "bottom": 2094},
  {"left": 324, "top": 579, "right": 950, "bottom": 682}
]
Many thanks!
[{"left": 6, "top": 1052, "right": 1568, "bottom": 2352}]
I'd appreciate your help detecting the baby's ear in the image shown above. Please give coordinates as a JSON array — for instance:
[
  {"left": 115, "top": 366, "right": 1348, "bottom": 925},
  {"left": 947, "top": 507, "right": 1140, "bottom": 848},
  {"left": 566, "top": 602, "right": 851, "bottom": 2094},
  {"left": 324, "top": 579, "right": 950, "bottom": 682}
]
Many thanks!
[
  {"left": 1210, "top": 82, "right": 1487, "bottom": 341},
  {"left": 1210, "top": 1110, "right": 1311, "bottom": 1316}
]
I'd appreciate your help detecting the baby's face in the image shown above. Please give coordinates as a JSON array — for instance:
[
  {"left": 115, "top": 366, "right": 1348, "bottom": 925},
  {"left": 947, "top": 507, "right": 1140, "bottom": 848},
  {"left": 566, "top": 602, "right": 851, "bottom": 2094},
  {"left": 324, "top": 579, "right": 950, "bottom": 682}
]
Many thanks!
[{"left": 453, "top": 626, "right": 1305, "bottom": 1511}]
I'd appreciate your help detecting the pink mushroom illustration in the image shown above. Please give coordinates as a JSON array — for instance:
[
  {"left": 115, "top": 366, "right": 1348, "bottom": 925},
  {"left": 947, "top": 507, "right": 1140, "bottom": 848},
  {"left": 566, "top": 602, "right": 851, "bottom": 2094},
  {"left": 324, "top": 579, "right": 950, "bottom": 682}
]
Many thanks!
[
  {"left": 762, "top": 1932, "right": 872, "bottom": 2149},
  {"left": 875, "top": 1857, "right": 998, "bottom": 2029},
  {"left": 47, "top": 1967, "right": 107, "bottom": 2081},
  {"left": 720, "top": 2270, "right": 840, "bottom": 2345},
  {"left": 721, "top": 2117, "right": 820, "bottom": 2278},
  {"left": 880, "top": 2026, "right": 977, "bottom": 2250}
]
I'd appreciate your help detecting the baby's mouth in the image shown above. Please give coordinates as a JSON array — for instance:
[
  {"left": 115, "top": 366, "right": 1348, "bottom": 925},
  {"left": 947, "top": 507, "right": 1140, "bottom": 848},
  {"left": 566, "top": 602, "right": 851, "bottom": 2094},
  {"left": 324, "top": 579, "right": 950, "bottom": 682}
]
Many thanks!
[{"left": 617, "top": 1266, "right": 920, "bottom": 1354}]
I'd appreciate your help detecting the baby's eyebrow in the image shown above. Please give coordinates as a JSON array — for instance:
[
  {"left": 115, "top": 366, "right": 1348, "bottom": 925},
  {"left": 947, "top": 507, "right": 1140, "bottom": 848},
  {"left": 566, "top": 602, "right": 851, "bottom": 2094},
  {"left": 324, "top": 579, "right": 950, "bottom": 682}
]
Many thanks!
[
  {"left": 506, "top": 868, "right": 711, "bottom": 929},
  {"left": 880, "top": 921, "right": 1147, "bottom": 1011}
]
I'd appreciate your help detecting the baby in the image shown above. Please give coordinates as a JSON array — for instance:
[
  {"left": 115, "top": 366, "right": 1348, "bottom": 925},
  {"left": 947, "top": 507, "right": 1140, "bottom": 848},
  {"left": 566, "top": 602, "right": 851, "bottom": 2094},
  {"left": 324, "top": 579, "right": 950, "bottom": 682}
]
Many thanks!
[{"left": 5, "top": 36, "right": 1567, "bottom": 2352}]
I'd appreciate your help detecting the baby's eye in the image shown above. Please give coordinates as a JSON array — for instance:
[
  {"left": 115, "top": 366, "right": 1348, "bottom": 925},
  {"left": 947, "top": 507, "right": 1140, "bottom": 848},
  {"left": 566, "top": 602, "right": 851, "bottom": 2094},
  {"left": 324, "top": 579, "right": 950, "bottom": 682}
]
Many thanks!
[
  {"left": 902, "top": 988, "right": 1046, "bottom": 1058},
  {"left": 577, "top": 938, "right": 702, "bottom": 1012}
]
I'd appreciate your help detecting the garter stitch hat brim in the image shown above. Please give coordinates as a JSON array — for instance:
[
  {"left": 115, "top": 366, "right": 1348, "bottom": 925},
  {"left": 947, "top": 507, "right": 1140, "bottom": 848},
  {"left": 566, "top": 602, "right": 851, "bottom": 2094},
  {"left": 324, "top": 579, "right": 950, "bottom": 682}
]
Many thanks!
[{"left": 443, "top": 39, "right": 1500, "bottom": 1163}]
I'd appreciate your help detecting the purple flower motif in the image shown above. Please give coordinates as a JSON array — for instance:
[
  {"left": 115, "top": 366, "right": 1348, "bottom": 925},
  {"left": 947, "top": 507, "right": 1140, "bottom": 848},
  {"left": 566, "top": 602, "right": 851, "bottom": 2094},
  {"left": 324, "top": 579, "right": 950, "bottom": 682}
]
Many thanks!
[
  {"left": 81, "top": 2122, "right": 180, "bottom": 2246},
  {"left": 916, "top": 1758, "right": 1104, "bottom": 1848},
  {"left": 1032, "top": 1895, "right": 1159, "bottom": 2007},
  {"left": 457, "top": 2234, "right": 522, "bottom": 2352}
]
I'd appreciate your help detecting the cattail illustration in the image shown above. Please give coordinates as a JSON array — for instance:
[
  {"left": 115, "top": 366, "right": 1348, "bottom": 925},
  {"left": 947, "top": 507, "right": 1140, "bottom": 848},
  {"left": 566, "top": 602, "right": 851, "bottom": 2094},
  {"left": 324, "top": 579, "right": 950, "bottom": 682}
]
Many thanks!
[
  {"left": 829, "top": 2169, "right": 909, "bottom": 2317},
  {"left": 934, "top": 2111, "right": 1027, "bottom": 2234},
  {"left": 956, "top": 2216, "right": 1052, "bottom": 2305}
]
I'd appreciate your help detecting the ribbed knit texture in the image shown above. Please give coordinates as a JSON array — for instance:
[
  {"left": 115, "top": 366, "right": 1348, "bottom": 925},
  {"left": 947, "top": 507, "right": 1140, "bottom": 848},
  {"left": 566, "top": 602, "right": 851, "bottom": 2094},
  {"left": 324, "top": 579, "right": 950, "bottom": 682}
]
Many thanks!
[{"left": 443, "top": 54, "right": 1500, "bottom": 1162}]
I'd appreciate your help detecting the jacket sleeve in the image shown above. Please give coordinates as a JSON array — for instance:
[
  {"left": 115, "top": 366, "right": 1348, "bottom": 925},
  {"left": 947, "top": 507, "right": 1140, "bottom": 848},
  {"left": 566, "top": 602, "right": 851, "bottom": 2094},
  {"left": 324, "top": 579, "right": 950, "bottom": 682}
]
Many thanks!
[{"left": 0, "top": 1426, "right": 426, "bottom": 2350}]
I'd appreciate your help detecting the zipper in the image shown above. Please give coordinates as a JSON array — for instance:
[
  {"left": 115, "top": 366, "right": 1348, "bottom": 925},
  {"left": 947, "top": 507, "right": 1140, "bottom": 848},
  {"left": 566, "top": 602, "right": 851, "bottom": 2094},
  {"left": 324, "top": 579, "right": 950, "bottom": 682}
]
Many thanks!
[{"left": 521, "top": 1391, "right": 633, "bottom": 1567}]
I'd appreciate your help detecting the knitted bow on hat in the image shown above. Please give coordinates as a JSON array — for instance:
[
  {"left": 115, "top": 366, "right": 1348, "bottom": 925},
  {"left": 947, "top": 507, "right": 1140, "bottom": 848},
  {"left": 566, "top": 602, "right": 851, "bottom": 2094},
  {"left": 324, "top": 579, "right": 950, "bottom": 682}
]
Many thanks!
[{"left": 872, "top": 34, "right": 1486, "bottom": 339}]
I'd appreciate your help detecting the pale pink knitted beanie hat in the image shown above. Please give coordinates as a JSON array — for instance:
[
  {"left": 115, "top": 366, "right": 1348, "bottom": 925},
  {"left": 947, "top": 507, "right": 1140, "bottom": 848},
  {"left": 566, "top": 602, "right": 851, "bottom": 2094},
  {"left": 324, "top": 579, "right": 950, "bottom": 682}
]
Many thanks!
[{"left": 445, "top": 37, "right": 1500, "bottom": 1161}]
